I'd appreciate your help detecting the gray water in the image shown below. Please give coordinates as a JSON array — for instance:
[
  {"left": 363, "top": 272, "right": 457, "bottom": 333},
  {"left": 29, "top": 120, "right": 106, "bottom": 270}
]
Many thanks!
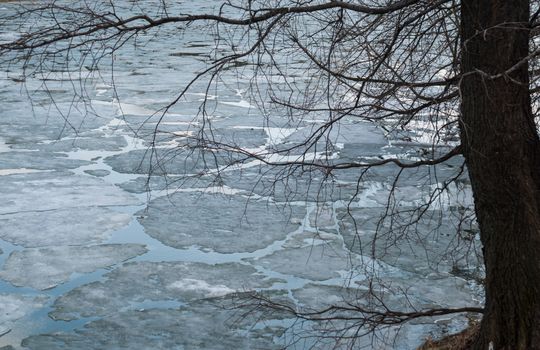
[{"left": 0, "top": 1, "right": 483, "bottom": 349}]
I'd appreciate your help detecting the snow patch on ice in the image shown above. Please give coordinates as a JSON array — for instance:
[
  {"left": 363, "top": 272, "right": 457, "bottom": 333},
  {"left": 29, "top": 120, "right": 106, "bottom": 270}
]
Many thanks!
[
  {"left": 0, "top": 168, "right": 45, "bottom": 176},
  {"left": 168, "top": 279, "right": 235, "bottom": 298},
  {"left": 220, "top": 100, "right": 255, "bottom": 109}
]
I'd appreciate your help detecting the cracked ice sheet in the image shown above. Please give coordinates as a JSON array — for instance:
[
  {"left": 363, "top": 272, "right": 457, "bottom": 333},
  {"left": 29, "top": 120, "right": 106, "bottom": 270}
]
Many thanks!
[
  {"left": 221, "top": 168, "right": 363, "bottom": 203},
  {"left": 246, "top": 243, "right": 364, "bottom": 281},
  {"left": 0, "top": 171, "right": 140, "bottom": 215},
  {"left": 0, "top": 244, "right": 147, "bottom": 290},
  {"left": 137, "top": 192, "right": 305, "bottom": 253},
  {"left": 130, "top": 126, "right": 268, "bottom": 151},
  {"left": 283, "top": 121, "right": 387, "bottom": 147},
  {"left": 103, "top": 148, "right": 235, "bottom": 175},
  {"left": 336, "top": 207, "right": 482, "bottom": 276},
  {"left": 278, "top": 279, "right": 478, "bottom": 349},
  {"left": 0, "top": 207, "right": 131, "bottom": 248},
  {"left": 290, "top": 285, "right": 445, "bottom": 349},
  {"left": 293, "top": 279, "right": 477, "bottom": 316},
  {"left": 50, "top": 261, "right": 283, "bottom": 321},
  {"left": 23, "top": 300, "right": 284, "bottom": 350},
  {"left": 10, "top": 135, "right": 128, "bottom": 153},
  {"left": 0, "top": 102, "right": 117, "bottom": 144},
  {"left": 0, "top": 294, "right": 49, "bottom": 339},
  {"left": 118, "top": 174, "right": 216, "bottom": 194},
  {"left": 0, "top": 151, "right": 91, "bottom": 171}
]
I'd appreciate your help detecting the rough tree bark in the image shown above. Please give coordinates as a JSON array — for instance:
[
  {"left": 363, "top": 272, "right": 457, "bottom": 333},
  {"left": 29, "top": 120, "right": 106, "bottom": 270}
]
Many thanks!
[{"left": 461, "top": 0, "right": 540, "bottom": 348}]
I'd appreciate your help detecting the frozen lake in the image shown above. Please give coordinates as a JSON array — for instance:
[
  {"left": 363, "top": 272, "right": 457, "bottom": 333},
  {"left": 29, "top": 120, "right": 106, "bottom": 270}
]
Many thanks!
[{"left": 0, "top": 1, "right": 482, "bottom": 349}]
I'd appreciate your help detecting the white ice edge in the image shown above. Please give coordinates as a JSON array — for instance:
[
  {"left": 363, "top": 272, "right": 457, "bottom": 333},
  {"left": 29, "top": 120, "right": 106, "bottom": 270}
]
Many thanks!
[{"left": 0, "top": 169, "right": 49, "bottom": 176}]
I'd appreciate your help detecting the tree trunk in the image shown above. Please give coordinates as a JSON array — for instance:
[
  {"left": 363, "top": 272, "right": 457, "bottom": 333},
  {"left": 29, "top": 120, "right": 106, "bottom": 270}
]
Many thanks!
[{"left": 460, "top": 0, "right": 540, "bottom": 348}]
